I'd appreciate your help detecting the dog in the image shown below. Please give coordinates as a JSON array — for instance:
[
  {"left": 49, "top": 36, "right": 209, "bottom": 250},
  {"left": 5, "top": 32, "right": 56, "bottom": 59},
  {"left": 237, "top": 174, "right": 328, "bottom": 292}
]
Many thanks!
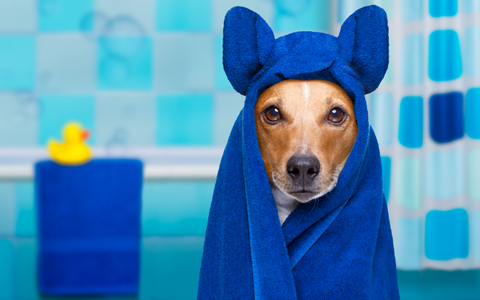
[
  {"left": 255, "top": 79, "right": 358, "bottom": 224},
  {"left": 199, "top": 6, "right": 399, "bottom": 298}
]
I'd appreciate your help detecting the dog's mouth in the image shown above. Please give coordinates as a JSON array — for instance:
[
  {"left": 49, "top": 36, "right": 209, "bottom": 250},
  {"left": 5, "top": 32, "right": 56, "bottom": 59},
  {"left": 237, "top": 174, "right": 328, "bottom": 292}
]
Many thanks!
[{"left": 288, "top": 190, "right": 318, "bottom": 202}]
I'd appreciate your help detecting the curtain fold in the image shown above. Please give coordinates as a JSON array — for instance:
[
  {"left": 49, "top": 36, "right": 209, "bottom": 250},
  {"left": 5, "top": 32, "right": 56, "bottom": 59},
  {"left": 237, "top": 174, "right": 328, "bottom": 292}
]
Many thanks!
[{"left": 336, "top": 0, "right": 480, "bottom": 270}]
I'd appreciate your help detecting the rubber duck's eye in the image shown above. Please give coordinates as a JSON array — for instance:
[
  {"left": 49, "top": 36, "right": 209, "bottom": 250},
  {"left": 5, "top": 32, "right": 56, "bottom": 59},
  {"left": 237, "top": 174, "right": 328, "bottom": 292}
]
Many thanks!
[
  {"left": 328, "top": 107, "right": 345, "bottom": 123},
  {"left": 264, "top": 106, "right": 282, "bottom": 123}
]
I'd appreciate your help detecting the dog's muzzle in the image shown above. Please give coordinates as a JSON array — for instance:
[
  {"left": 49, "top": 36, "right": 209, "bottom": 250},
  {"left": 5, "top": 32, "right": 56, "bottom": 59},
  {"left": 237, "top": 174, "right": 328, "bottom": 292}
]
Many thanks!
[{"left": 286, "top": 154, "right": 320, "bottom": 191}]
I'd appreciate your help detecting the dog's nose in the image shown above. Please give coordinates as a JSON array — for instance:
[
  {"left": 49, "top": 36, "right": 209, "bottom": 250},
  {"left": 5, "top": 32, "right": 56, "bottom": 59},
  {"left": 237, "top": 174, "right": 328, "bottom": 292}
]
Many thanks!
[{"left": 286, "top": 155, "right": 320, "bottom": 185}]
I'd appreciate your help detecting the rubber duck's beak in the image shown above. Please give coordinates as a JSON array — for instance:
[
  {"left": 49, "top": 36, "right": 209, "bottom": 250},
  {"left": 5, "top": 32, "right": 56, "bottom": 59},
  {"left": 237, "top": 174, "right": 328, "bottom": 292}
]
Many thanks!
[{"left": 81, "top": 130, "right": 90, "bottom": 140}]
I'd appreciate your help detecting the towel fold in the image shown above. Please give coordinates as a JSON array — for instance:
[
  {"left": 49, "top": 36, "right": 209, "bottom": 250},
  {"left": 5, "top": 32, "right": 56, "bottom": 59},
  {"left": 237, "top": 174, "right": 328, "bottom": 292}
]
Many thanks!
[
  {"left": 35, "top": 159, "right": 142, "bottom": 295},
  {"left": 198, "top": 5, "right": 400, "bottom": 300}
]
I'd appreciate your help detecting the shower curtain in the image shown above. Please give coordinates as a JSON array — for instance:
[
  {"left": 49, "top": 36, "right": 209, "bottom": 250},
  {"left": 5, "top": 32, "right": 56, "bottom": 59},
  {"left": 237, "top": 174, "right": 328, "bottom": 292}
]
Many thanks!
[{"left": 334, "top": 0, "right": 480, "bottom": 270}]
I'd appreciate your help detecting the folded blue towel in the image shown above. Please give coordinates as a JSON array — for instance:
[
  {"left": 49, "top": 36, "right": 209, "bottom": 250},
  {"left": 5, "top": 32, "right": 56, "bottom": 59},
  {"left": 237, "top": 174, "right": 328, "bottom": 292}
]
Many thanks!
[
  {"left": 198, "top": 5, "right": 399, "bottom": 299},
  {"left": 35, "top": 159, "right": 142, "bottom": 295}
]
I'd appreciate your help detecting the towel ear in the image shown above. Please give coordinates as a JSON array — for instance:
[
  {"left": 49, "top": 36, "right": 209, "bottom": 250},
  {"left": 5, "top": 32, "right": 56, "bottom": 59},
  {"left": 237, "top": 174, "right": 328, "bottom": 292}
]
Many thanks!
[
  {"left": 223, "top": 6, "right": 275, "bottom": 95},
  {"left": 337, "top": 5, "right": 389, "bottom": 94}
]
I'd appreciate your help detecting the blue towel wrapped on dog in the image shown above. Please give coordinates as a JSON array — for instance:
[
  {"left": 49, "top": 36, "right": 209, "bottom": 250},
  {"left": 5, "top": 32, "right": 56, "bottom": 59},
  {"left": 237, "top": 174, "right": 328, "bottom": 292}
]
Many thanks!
[{"left": 198, "top": 5, "right": 400, "bottom": 300}]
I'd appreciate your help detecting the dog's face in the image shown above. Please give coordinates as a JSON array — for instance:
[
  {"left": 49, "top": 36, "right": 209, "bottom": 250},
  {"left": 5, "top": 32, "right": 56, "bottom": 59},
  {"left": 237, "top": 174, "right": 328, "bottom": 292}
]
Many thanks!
[{"left": 255, "top": 79, "right": 358, "bottom": 203}]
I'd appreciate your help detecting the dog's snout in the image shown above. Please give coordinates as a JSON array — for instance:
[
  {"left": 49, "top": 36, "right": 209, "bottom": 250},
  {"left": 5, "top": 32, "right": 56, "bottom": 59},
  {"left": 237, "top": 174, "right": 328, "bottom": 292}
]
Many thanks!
[{"left": 286, "top": 155, "right": 320, "bottom": 185}]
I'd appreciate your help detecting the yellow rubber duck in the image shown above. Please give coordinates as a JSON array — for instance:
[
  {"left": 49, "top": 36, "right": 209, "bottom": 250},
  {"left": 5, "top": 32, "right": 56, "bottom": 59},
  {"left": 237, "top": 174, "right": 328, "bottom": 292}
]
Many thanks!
[{"left": 48, "top": 122, "right": 92, "bottom": 165}]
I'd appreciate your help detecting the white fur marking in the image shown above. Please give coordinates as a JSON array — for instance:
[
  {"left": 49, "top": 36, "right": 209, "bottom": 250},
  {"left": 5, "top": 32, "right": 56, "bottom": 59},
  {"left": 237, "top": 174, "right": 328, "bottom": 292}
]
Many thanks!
[
  {"left": 303, "top": 82, "right": 310, "bottom": 103},
  {"left": 272, "top": 186, "right": 298, "bottom": 225},
  {"left": 300, "top": 82, "right": 310, "bottom": 154}
]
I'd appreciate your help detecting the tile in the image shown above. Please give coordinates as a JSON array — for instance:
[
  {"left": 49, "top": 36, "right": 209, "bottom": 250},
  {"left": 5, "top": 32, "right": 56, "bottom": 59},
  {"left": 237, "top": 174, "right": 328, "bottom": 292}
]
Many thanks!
[
  {"left": 38, "top": 0, "right": 94, "bottom": 32},
  {"left": 0, "top": 36, "right": 35, "bottom": 90},
  {"left": 96, "top": 0, "right": 156, "bottom": 34},
  {"left": 398, "top": 269, "right": 480, "bottom": 300},
  {"left": 396, "top": 270, "right": 422, "bottom": 300},
  {"left": 155, "top": 34, "right": 214, "bottom": 92},
  {"left": 381, "top": 156, "right": 391, "bottom": 203},
  {"left": 0, "top": 239, "right": 14, "bottom": 300},
  {"left": 425, "top": 150, "right": 464, "bottom": 200},
  {"left": 394, "top": 218, "right": 422, "bottom": 269},
  {"left": 428, "top": 30, "right": 462, "bottom": 82},
  {"left": 274, "top": 0, "right": 331, "bottom": 33},
  {"left": 429, "top": 0, "right": 458, "bottom": 17},
  {"left": 156, "top": 0, "right": 212, "bottom": 32},
  {"left": 37, "top": 34, "right": 96, "bottom": 92},
  {"left": 214, "top": 91, "right": 244, "bottom": 146},
  {"left": 402, "top": 0, "right": 424, "bottom": 21},
  {"left": 15, "top": 181, "right": 36, "bottom": 237},
  {"left": 142, "top": 180, "right": 214, "bottom": 236},
  {"left": 14, "top": 238, "right": 40, "bottom": 300},
  {"left": 398, "top": 96, "right": 423, "bottom": 148},
  {"left": 0, "top": 0, "right": 36, "bottom": 32},
  {"left": 467, "top": 150, "right": 480, "bottom": 200},
  {"left": 429, "top": 91, "right": 464, "bottom": 144},
  {"left": 465, "top": 26, "right": 480, "bottom": 78},
  {"left": 156, "top": 94, "right": 213, "bottom": 146},
  {"left": 97, "top": 36, "right": 153, "bottom": 90},
  {"left": 96, "top": 94, "right": 156, "bottom": 146},
  {"left": 465, "top": 88, "right": 480, "bottom": 139},
  {"left": 402, "top": 33, "right": 423, "bottom": 85},
  {"left": 139, "top": 238, "right": 156, "bottom": 300},
  {"left": 0, "top": 181, "right": 16, "bottom": 236},
  {"left": 151, "top": 237, "right": 204, "bottom": 300},
  {"left": 425, "top": 209, "right": 469, "bottom": 261},
  {"left": 395, "top": 157, "right": 422, "bottom": 209},
  {"left": 0, "top": 93, "right": 37, "bottom": 146},
  {"left": 214, "top": 35, "right": 233, "bottom": 91},
  {"left": 369, "top": 92, "right": 393, "bottom": 145},
  {"left": 38, "top": 94, "right": 95, "bottom": 146}
]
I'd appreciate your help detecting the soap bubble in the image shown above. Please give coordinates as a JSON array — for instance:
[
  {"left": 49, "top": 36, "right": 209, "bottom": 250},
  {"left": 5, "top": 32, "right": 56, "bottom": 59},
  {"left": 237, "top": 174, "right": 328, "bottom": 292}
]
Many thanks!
[
  {"left": 106, "top": 128, "right": 129, "bottom": 157},
  {"left": 103, "top": 15, "right": 144, "bottom": 37},
  {"left": 100, "top": 15, "right": 147, "bottom": 58},
  {"left": 79, "top": 11, "right": 108, "bottom": 38},
  {"left": 13, "top": 92, "right": 38, "bottom": 124}
]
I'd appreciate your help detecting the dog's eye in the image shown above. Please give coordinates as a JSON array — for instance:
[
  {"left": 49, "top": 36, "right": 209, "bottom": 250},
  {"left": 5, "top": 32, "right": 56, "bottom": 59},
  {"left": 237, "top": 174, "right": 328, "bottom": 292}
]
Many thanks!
[
  {"left": 328, "top": 108, "right": 345, "bottom": 123},
  {"left": 264, "top": 106, "right": 282, "bottom": 123}
]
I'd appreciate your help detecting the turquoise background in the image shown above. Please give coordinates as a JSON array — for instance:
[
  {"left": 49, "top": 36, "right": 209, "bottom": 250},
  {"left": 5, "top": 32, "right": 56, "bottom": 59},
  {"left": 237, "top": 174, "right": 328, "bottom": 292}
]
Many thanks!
[{"left": 1, "top": 0, "right": 480, "bottom": 299}]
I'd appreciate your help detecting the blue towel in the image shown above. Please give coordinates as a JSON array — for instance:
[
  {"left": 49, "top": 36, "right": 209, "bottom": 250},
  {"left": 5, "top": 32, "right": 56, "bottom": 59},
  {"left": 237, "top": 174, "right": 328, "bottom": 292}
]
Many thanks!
[
  {"left": 198, "top": 5, "right": 399, "bottom": 300},
  {"left": 35, "top": 159, "right": 142, "bottom": 295}
]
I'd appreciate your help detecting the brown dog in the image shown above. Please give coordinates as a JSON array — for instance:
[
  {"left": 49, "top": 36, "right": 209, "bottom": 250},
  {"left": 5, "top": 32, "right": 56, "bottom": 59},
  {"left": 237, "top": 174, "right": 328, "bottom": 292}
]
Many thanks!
[{"left": 255, "top": 79, "right": 358, "bottom": 224}]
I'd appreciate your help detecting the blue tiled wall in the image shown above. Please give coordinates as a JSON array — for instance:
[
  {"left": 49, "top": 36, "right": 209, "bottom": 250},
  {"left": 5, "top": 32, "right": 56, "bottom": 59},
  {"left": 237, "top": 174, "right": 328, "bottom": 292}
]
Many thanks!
[
  {"left": 38, "top": 0, "right": 95, "bottom": 32},
  {"left": 0, "top": 2, "right": 334, "bottom": 298},
  {"left": 0, "top": 36, "right": 35, "bottom": 90},
  {"left": 0, "top": 179, "right": 214, "bottom": 300},
  {"left": 0, "top": 0, "right": 308, "bottom": 148}
]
